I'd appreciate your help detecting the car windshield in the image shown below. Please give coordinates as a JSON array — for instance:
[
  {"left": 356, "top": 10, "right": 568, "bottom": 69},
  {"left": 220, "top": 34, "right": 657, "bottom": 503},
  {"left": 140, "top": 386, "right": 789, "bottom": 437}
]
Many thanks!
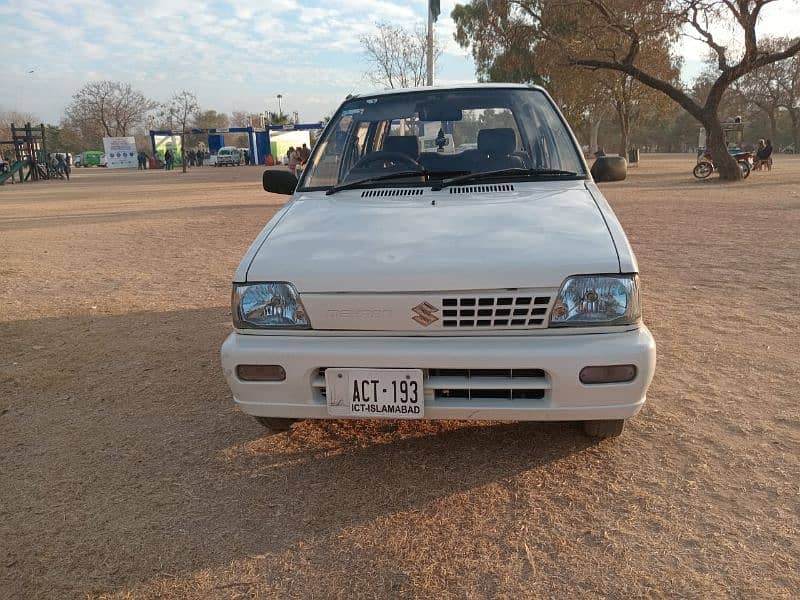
[{"left": 299, "top": 87, "right": 586, "bottom": 191}]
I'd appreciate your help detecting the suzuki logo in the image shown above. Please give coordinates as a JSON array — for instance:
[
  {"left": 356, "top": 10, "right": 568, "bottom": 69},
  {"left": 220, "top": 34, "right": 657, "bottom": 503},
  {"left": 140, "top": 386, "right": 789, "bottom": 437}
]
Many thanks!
[{"left": 411, "top": 302, "right": 439, "bottom": 326}]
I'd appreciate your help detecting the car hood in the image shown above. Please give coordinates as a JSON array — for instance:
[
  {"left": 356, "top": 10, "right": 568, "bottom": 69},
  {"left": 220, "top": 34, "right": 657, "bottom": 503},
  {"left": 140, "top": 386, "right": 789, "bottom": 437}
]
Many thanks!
[{"left": 245, "top": 181, "right": 621, "bottom": 292}]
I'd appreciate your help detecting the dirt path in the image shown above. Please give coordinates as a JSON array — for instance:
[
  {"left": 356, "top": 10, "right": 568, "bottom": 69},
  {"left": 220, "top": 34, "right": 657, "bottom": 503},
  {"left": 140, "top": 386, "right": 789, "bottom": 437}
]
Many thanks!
[{"left": 1, "top": 157, "right": 798, "bottom": 598}]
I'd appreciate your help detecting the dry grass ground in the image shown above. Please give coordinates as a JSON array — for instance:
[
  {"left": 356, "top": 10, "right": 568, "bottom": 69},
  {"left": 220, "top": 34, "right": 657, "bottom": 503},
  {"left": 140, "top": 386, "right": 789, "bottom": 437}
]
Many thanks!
[{"left": 1, "top": 156, "right": 798, "bottom": 598}]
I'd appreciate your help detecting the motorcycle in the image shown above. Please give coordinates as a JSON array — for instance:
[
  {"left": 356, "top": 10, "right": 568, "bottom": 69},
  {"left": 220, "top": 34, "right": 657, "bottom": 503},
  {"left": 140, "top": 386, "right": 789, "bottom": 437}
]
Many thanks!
[{"left": 693, "top": 149, "right": 752, "bottom": 179}]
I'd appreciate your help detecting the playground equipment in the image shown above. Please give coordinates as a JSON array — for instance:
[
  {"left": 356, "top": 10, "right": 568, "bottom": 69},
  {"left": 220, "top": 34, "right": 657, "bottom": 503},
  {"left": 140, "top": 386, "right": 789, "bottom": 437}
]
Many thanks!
[
  {"left": 148, "top": 122, "right": 325, "bottom": 166},
  {"left": 0, "top": 122, "right": 50, "bottom": 184}
]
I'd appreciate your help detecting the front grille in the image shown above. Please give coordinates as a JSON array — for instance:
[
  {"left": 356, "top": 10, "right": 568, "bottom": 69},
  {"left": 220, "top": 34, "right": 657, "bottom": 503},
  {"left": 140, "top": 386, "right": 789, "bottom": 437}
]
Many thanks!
[
  {"left": 313, "top": 367, "right": 549, "bottom": 403},
  {"left": 440, "top": 294, "right": 551, "bottom": 329}
]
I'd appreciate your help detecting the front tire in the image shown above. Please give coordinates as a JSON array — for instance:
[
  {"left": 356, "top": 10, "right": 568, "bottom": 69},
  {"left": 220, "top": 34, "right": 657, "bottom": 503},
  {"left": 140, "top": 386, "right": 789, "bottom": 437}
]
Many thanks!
[
  {"left": 693, "top": 161, "right": 713, "bottom": 179},
  {"left": 253, "top": 416, "right": 297, "bottom": 432},
  {"left": 583, "top": 419, "right": 626, "bottom": 438}
]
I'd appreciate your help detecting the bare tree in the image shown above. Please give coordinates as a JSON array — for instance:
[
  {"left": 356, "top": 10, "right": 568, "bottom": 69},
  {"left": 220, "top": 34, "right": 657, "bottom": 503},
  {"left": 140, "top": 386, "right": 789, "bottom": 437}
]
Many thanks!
[
  {"left": 193, "top": 110, "right": 229, "bottom": 130},
  {"left": 65, "top": 81, "right": 156, "bottom": 143},
  {"left": 159, "top": 91, "right": 199, "bottom": 173},
  {"left": 0, "top": 108, "right": 39, "bottom": 147},
  {"left": 361, "top": 22, "right": 443, "bottom": 89},
  {"left": 453, "top": 0, "right": 800, "bottom": 181},
  {"left": 230, "top": 110, "right": 258, "bottom": 127}
]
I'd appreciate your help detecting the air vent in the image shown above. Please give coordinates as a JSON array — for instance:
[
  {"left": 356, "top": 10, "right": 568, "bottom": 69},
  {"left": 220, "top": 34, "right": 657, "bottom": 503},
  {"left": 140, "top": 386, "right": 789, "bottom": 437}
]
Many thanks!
[
  {"left": 449, "top": 184, "right": 515, "bottom": 194},
  {"left": 361, "top": 188, "right": 424, "bottom": 197}
]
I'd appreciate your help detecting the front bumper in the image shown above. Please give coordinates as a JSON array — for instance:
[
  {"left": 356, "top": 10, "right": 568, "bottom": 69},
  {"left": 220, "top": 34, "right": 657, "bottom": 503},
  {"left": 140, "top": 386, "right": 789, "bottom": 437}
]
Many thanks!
[{"left": 220, "top": 327, "right": 656, "bottom": 421}]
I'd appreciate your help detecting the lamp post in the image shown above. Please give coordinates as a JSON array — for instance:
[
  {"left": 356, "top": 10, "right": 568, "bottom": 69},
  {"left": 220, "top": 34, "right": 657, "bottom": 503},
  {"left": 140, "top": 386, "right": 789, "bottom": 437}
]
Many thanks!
[{"left": 277, "top": 94, "right": 283, "bottom": 119}]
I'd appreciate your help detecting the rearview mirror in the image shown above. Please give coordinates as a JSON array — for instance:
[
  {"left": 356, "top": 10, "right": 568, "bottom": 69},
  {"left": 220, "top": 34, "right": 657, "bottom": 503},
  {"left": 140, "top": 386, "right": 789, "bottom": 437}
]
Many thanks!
[
  {"left": 263, "top": 169, "right": 298, "bottom": 195},
  {"left": 417, "top": 103, "right": 463, "bottom": 122}
]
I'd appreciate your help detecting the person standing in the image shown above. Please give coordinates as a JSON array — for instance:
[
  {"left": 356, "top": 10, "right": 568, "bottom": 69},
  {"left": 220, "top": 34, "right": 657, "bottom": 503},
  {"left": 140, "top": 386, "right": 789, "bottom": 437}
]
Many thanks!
[
  {"left": 755, "top": 139, "right": 769, "bottom": 170},
  {"left": 288, "top": 147, "right": 299, "bottom": 175},
  {"left": 56, "top": 154, "right": 67, "bottom": 180},
  {"left": 763, "top": 139, "right": 774, "bottom": 171}
]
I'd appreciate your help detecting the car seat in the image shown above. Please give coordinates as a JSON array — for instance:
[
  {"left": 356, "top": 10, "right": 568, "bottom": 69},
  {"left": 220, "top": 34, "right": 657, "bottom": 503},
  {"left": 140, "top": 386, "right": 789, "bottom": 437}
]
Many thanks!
[
  {"left": 383, "top": 136, "right": 420, "bottom": 161},
  {"left": 477, "top": 128, "right": 523, "bottom": 170}
]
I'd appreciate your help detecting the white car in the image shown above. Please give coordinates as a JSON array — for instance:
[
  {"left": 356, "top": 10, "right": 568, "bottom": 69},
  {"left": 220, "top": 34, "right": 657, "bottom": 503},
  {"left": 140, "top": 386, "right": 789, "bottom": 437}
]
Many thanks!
[
  {"left": 215, "top": 146, "right": 241, "bottom": 167},
  {"left": 221, "top": 84, "right": 656, "bottom": 439}
]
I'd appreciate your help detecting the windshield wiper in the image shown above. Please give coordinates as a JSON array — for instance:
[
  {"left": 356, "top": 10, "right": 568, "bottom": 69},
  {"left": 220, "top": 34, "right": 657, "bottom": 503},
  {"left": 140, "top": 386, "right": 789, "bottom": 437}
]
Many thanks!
[
  {"left": 325, "top": 169, "right": 471, "bottom": 195},
  {"left": 326, "top": 170, "right": 427, "bottom": 195},
  {"left": 431, "top": 167, "right": 580, "bottom": 191}
]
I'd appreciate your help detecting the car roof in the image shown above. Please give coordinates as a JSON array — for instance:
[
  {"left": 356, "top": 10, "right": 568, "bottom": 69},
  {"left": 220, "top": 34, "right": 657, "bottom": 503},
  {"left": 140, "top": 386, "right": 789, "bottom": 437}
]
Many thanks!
[{"left": 347, "top": 83, "right": 543, "bottom": 100}]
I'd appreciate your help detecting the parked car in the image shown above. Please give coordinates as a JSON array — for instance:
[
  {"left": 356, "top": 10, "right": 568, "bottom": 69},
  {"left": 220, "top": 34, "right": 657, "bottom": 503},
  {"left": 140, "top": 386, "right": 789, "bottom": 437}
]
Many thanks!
[
  {"left": 221, "top": 84, "right": 656, "bottom": 439},
  {"left": 215, "top": 146, "right": 242, "bottom": 166}
]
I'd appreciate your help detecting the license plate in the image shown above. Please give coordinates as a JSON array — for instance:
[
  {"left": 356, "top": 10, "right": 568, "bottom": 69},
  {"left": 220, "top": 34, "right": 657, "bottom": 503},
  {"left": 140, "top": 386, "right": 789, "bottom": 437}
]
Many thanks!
[{"left": 325, "top": 368, "right": 424, "bottom": 419}]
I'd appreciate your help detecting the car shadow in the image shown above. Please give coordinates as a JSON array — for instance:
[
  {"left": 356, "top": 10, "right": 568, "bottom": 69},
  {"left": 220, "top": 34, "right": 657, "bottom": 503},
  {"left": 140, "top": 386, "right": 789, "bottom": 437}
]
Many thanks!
[{"left": 1, "top": 308, "right": 597, "bottom": 598}]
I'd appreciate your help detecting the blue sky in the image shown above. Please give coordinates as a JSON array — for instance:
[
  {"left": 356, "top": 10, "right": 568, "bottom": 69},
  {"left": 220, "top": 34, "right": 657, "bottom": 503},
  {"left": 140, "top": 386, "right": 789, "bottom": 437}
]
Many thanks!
[{"left": 2, "top": 0, "right": 798, "bottom": 124}]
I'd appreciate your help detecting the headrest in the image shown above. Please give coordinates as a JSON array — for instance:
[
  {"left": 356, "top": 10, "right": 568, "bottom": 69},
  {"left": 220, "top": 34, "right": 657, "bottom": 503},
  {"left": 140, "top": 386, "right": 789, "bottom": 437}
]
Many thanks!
[
  {"left": 478, "top": 128, "right": 516, "bottom": 156},
  {"left": 383, "top": 136, "right": 419, "bottom": 159}
]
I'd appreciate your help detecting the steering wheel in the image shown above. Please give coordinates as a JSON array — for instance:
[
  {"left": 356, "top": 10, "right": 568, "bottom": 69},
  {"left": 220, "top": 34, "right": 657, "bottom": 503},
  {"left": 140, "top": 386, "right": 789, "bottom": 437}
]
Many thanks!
[{"left": 351, "top": 151, "right": 421, "bottom": 172}]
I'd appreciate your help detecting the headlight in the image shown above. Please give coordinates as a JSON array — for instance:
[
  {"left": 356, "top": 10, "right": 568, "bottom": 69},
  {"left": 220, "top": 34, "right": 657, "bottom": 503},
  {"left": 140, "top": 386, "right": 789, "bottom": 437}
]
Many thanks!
[
  {"left": 549, "top": 274, "right": 641, "bottom": 327},
  {"left": 232, "top": 282, "right": 311, "bottom": 329}
]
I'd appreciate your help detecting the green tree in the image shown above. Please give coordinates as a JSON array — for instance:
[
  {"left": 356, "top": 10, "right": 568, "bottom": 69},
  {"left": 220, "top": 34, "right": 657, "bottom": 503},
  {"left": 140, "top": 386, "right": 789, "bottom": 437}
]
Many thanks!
[{"left": 453, "top": 0, "right": 800, "bottom": 181}]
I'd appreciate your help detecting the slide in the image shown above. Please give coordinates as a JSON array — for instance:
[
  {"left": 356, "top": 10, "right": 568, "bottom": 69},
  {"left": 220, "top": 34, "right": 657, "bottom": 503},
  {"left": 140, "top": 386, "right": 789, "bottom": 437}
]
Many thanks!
[{"left": 0, "top": 160, "right": 25, "bottom": 185}]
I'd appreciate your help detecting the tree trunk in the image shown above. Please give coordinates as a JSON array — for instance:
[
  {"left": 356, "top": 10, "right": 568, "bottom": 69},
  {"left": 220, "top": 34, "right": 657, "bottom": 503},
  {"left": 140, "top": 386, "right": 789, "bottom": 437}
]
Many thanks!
[
  {"left": 181, "top": 132, "right": 187, "bottom": 174},
  {"left": 790, "top": 109, "right": 800, "bottom": 151},
  {"left": 589, "top": 116, "right": 602, "bottom": 155},
  {"left": 768, "top": 109, "right": 777, "bottom": 143},
  {"left": 617, "top": 110, "right": 629, "bottom": 157},
  {"left": 704, "top": 115, "right": 742, "bottom": 181},
  {"left": 613, "top": 96, "right": 630, "bottom": 157}
]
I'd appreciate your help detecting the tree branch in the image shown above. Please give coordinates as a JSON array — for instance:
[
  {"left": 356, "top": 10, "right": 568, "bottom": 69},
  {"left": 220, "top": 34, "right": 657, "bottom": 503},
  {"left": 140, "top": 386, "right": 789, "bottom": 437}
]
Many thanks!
[{"left": 572, "top": 57, "right": 705, "bottom": 121}]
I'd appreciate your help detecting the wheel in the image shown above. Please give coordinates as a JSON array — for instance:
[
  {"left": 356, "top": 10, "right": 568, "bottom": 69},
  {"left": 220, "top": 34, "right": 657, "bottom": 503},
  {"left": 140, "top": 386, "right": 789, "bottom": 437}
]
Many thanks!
[
  {"left": 738, "top": 160, "right": 751, "bottom": 179},
  {"left": 253, "top": 416, "right": 297, "bottom": 432},
  {"left": 583, "top": 419, "right": 626, "bottom": 438},
  {"left": 693, "top": 161, "right": 713, "bottom": 179}
]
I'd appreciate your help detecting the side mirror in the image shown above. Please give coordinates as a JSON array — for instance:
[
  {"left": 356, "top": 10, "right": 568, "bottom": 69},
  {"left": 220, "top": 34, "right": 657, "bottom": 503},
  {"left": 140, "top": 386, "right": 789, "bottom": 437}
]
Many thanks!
[
  {"left": 263, "top": 169, "right": 298, "bottom": 195},
  {"left": 590, "top": 156, "right": 627, "bottom": 182}
]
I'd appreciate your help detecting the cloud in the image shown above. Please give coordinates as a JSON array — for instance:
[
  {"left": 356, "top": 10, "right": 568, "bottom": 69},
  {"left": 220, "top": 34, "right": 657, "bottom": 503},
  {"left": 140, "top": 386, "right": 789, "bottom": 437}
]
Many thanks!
[{"left": 15, "top": 0, "right": 795, "bottom": 123}]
